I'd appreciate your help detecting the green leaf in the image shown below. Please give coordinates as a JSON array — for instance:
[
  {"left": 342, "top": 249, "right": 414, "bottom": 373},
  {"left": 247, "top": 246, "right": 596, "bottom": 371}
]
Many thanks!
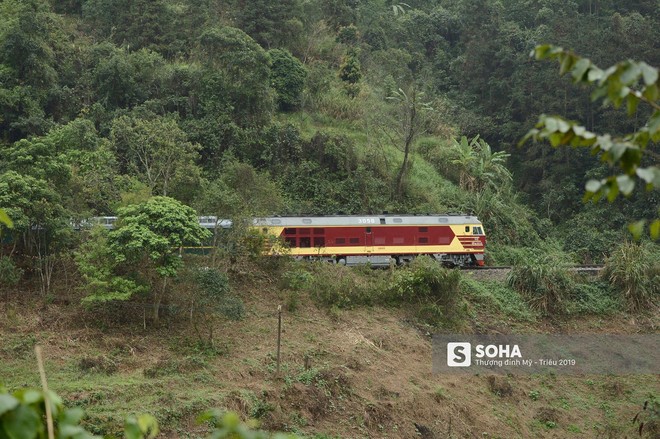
[
  {"left": 59, "top": 407, "right": 85, "bottom": 426},
  {"left": 559, "top": 53, "right": 576, "bottom": 75},
  {"left": 650, "top": 219, "right": 660, "bottom": 241},
  {"left": 636, "top": 167, "right": 660, "bottom": 187},
  {"left": 587, "top": 67, "right": 604, "bottom": 82},
  {"left": 639, "top": 62, "right": 659, "bottom": 86},
  {"left": 585, "top": 180, "right": 602, "bottom": 193},
  {"left": 572, "top": 58, "right": 591, "bottom": 82},
  {"left": 124, "top": 414, "right": 159, "bottom": 439},
  {"left": 3, "top": 404, "right": 41, "bottom": 439},
  {"left": 0, "top": 209, "right": 12, "bottom": 228},
  {"left": 616, "top": 174, "right": 635, "bottom": 196},
  {"left": 534, "top": 44, "right": 553, "bottom": 59},
  {"left": 628, "top": 220, "right": 645, "bottom": 241},
  {"left": 642, "top": 83, "right": 658, "bottom": 101},
  {"left": 0, "top": 394, "right": 19, "bottom": 416},
  {"left": 620, "top": 62, "right": 641, "bottom": 85},
  {"left": 648, "top": 111, "right": 660, "bottom": 137}
]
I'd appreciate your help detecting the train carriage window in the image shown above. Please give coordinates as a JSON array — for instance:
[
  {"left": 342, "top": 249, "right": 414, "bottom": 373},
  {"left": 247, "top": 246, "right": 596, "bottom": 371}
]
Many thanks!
[
  {"left": 335, "top": 238, "right": 346, "bottom": 244},
  {"left": 349, "top": 237, "right": 360, "bottom": 244},
  {"left": 314, "top": 237, "right": 325, "bottom": 247},
  {"left": 380, "top": 218, "right": 386, "bottom": 224},
  {"left": 285, "top": 228, "right": 296, "bottom": 235},
  {"left": 473, "top": 226, "right": 483, "bottom": 235},
  {"left": 285, "top": 237, "right": 296, "bottom": 247},
  {"left": 299, "top": 228, "right": 310, "bottom": 235},
  {"left": 299, "top": 237, "right": 311, "bottom": 248}
]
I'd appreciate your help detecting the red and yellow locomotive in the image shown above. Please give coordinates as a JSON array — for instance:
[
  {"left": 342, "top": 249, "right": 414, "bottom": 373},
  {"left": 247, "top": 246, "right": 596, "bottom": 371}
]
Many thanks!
[{"left": 255, "top": 214, "right": 485, "bottom": 267}]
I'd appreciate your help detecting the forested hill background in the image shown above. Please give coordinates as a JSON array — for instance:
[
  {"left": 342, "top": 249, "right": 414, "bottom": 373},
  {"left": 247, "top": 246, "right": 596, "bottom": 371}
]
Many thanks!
[{"left": 1, "top": 0, "right": 659, "bottom": 261}]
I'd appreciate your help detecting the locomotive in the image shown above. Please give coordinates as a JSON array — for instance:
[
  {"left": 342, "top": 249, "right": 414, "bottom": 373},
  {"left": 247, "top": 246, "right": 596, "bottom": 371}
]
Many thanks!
[
  {"left": 253, "top": 214, "right": 485, "bottom": 268},
  {"left": 84, "top": 214, "right": 486, "bottom": 268}
]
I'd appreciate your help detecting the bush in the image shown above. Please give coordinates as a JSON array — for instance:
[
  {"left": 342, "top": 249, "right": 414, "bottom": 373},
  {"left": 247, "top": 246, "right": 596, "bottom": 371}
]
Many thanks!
[
  {"left": 461, "top": 277, "right": 536, "bottom": 322},
  {"left": 306, "top": 263, "right": 386, "bottom": 308},
  {"left": 566, "top": 281, "right": 621, "bottom": 315},
  {"left": 194, "top": 269, "right": 245, "bottom": 321},
  {"left": 602, "top": 242, "right": 659, "bottom": 311},
  {"left": 507, "top": 255, "right": 575, "bottom": 315},
  {"left": 0, "top": 256, "right": 22, "bottom": 287},
  {"left": 388, "top": 256, "right": 462, "bottom": 304}
]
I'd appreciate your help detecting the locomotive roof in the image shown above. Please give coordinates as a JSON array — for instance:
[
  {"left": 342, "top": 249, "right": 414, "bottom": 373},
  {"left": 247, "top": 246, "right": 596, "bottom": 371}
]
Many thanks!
[{"left": 252, "top": 215, "right": 481, "bottom": 227}]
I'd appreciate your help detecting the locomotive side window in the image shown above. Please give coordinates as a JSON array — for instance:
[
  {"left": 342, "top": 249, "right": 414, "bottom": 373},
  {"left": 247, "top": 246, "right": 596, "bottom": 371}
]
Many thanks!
[
  {"left": 285, "top": 237, "right": 296, "bottom": 247},
  {"left": 299, "top": 237, "right": 311, "bottom": 248},
  {"left": 473, "top": 226, "right": 483, "bottom": 235},
  {"left": 465, "top": 226, "right": 470, "bottom": 233},
  {"left": 299, "top": 228, "right": 310, "bottom": 235},
  {"left": 285, "top": 228, "right": 296, "bottom": 235},
  {"left": 419, "top": 227, "right": 428, "bottom": 232},
  {"left": 314, "top": 237, "right": 325, "bottom": 247},
  {"left": 336, "top": 238, "right": 346, "bottom": 244},
  {"left": 366, "top": 227, "right": 372, "bottom": 233},
  {"left": 349, "top": 237, "right": 360, "bottom": 244}
]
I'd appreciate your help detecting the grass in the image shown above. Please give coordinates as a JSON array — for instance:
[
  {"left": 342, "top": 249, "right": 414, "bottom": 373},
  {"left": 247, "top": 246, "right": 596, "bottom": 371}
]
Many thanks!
[{"left": 2, "top": 266, "right": 658, "bottom": 438}]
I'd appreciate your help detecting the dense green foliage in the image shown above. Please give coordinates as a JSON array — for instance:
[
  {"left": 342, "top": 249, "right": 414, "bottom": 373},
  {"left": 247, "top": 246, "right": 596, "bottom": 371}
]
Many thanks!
[
  {"left": 0, "top": 0, "right": 655, "bottom": 316},
  {"left": 0, "top": 386, "right": 296, "bottom": 439}
]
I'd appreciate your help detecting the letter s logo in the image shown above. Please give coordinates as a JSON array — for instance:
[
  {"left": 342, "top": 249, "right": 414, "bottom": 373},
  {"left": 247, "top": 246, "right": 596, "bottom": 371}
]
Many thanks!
[{"left": 447, "top": 342, "right": 471, "bottom": 367}]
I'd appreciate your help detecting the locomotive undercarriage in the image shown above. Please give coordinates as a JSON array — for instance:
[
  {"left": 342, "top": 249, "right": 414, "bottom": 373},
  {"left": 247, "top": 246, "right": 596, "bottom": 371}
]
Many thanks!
[{"left": 293, "top": 253, "right": 480, "bottom": 268}]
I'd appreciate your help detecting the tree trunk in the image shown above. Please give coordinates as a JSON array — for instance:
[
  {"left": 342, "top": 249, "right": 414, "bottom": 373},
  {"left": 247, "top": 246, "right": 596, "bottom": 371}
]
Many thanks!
[{"left": 153, "top": 277, "right": 168, "bottom": 322}]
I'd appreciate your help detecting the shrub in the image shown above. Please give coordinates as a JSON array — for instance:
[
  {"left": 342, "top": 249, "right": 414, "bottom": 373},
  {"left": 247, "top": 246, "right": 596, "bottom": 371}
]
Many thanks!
[
  {"left": 602, "top": 242, "right": 659, "bottom": 311},
  {"left": 0, "top": 257, "right": 22, "bottom": 288},
  {"left": 507, "top": 255, "right": 575, "bottom": 315},
  {"left": 461, "top": 277, "right": 536, "bottom": 322},
  {"left": 566, "top": 281, "right": 621, "bottom": 315},
  {"left": 307, "top": 263, "right": 385, "bottom": 308},
  {"left": 388, "top": 256, "right": 462, "bottom": 305}
]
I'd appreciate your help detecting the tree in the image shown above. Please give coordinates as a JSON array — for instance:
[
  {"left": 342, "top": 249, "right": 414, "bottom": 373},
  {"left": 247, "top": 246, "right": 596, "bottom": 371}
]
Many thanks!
[
  {"left": 106, "top": 197, "right": 211, "bottom": 321},
  {"left": 110, "top": 114, "right": 200, "bottom": 197},
  {"left": 521, "top": 45, "right": 660, "bottom": 239},
  {"left": 338, "top": 48, "right": 362, "bottom": 97},
  {"left": 196, "top": 27, "right": 273, "bottom": 127},
  {"left": 380, "top": 86, "right": 434, "bottom": 200},
  {"left": 188, "top": 268, "right": 244, "bottom": 348},
  {"left": 0, "top": 171, "right": 70, "bottom": 294},
  {"left": 450, "top": 135, "right": 511, "bottom": 192},
  {"left": 268, "top": 49, "right": 307, "bottom": 111},
  {"left": 235, "top": 0, "right": 303, "bottom": 50}
]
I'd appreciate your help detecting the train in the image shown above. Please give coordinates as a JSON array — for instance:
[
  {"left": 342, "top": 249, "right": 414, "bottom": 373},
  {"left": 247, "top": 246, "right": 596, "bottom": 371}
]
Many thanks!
[{"left": 81, "top": 214, "right": 486, "bottom": 268}]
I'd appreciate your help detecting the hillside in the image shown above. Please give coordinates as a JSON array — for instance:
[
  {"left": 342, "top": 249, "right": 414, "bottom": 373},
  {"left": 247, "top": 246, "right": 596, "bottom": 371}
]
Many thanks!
[
  {"left": 2, "top": 260, "right": 658, "bottom": 438},
  {"left": 0, "top": 1, "right": 659, "bottom": 438}
]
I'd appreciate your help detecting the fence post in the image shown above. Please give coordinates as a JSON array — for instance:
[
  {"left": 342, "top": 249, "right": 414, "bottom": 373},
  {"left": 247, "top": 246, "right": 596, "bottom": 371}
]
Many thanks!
[{"left": 276, "top": 305, "right": 282, "bottom": 375}]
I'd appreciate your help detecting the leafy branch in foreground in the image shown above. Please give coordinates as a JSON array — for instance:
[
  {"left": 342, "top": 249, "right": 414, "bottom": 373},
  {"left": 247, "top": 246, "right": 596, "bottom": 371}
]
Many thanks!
[{"left": 520, "top": 45, "right": 660, "bottom": 240}]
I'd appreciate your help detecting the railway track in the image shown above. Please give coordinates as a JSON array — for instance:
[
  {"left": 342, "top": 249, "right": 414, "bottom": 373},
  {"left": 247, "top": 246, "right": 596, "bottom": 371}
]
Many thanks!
[{"left": 464, "top": 264, "right": 604, "bottom": 275}]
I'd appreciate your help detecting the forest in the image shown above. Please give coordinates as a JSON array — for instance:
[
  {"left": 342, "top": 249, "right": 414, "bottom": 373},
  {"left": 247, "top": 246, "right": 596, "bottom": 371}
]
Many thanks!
[{"left": 0, "top": 0, "right": 658, "bottom": 438}]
